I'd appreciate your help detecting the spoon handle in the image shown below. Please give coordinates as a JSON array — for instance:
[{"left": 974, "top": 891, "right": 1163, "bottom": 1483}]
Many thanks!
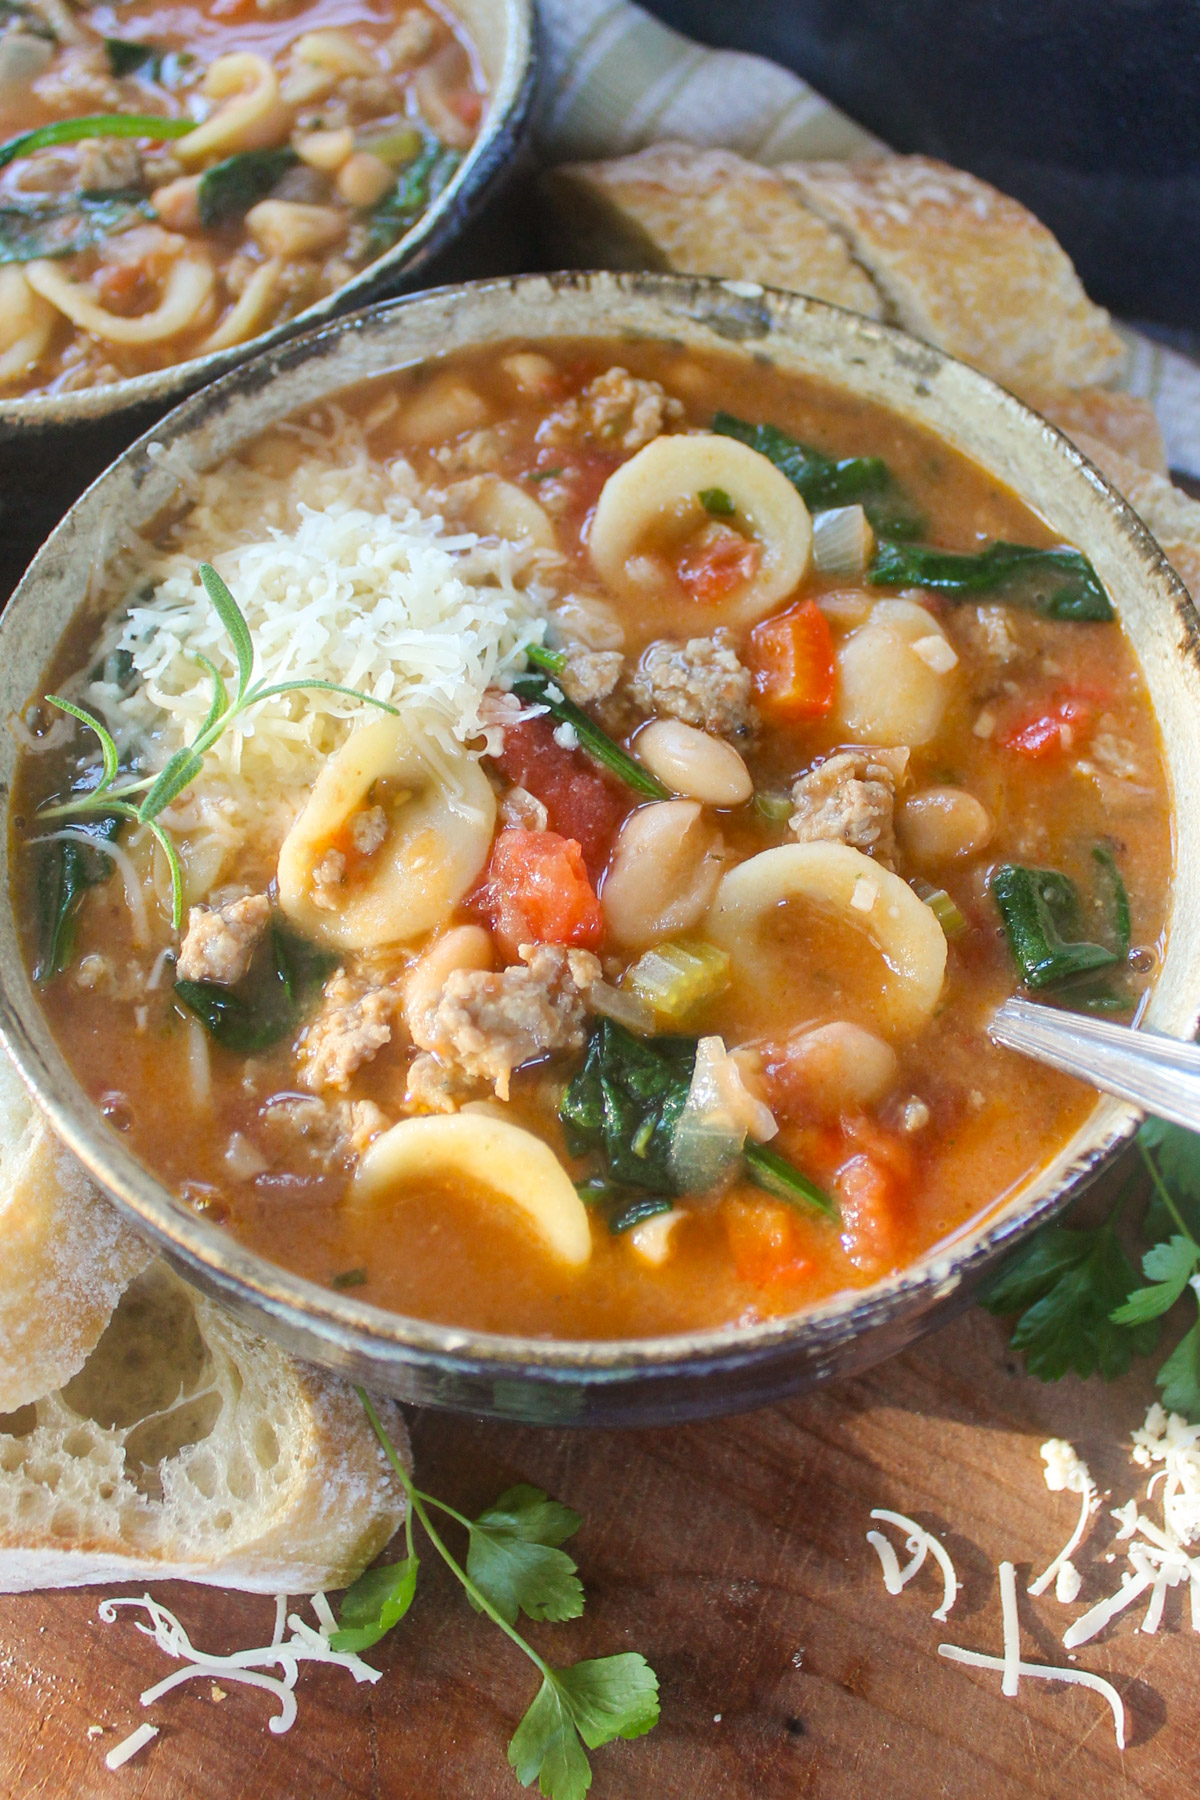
[{"left": 989, "top": 995, "right": 1200, "bottom": 1132}]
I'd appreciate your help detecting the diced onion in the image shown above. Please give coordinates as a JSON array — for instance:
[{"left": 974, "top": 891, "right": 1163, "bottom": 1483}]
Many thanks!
[
  {"left": 812, "top": 505, "right": 874, "bottom": 576},
  {"left": 588, "top": 979, "right": 656, "bottom": 1035},
  {"left": 669, "top": 1035, "right": 778, "bottom": 1199}
]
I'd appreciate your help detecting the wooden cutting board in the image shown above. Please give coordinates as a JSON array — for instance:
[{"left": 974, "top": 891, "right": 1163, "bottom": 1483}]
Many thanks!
[{"left": 2, "top": 1302, "right": 1197, "bottom": 1800}]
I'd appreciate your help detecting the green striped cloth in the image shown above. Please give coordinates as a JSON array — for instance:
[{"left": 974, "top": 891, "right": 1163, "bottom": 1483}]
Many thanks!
[{"left": 535, "top": 0, "right": 1200, "bottom": 477}]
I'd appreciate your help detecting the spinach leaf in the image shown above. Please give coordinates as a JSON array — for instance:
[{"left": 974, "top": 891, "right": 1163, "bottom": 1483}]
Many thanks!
[
  {"left": 712, "top": 411, "right": 924, "bottom": 538},
  {"left": 511, "top": 658, "right": 669, "bottom": 799},
  {"left": 103, "top": 38, "right": 158, "bottom": 78},
  {"left": 197, "top": 147, "right": 298, "bottom": 228},
  {"left": 869, "top": 539, "right": 1113, "bottom": 621},
  {"left": 0, "top": 190, "right": 153, "bottom": 264},
  {"left": 174, "top": 917, "right": 335, "bottom": 1053},
  {"left": 35, "top": 812, "right": 124, "bottom": 983},
  {"left": 0, "top": 114, "right": 195, "bottom": 174},
  {"left": 362, "top": 137, "right": 461, "bottom": 259}
]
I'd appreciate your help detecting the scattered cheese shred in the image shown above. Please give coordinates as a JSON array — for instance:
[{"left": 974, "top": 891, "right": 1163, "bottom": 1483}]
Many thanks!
[
  {"left": 937, "top": 1643, "right": 1126, "bottom": 1750},
  {"left": 867, "top": 1509, "right": 960, "bottom": 1620},
  {"left": 104, "top": 1723, "right": 159, "bottom": 1770},
  {"left": 998, "top": 1559, "right": 1021, "bottom": 1696},
  {"left": 1029, "top": 1438, "right": 1097, "bottom": 1601},
  {"left": 98, "top": 1591, "right": 381, "bottom": 1736}
]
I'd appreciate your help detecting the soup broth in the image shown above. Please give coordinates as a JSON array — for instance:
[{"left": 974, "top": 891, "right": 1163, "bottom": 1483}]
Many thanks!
[{"left": 11, "top": 339, "right": 1172, "bottom": 1338}]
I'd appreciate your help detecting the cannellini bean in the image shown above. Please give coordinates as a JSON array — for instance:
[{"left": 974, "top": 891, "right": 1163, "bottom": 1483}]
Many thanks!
[
  {"left": 707, "top": 842, "right": 947, "bottom": 1036},
  {"left": 589, "top": 434, "right": 812, "bottom": 628},
  {"left": 501, "top": 351, "right": 557, "bottom": 394},
  {"left": 296, "top": 127, "right": 354, "bottom": 172},
  {"left": 150, "top": 174, "right": 203, "bottom": 232},
  {"left": 402, "top": 924, "right": 493, "bottom": 1041},
  {"left": 336, "top": 151, "right": 395, "bottom": 209},
  {"left": 448, "top": 474, "right": 555, "bottom": 549},
  {"left": 634, "top": 719, "right": 753, "bottom": 806},
  {"left": 898, "top": 786, "right": 994, "bottom": 865},
  {"left": 353, "top": 1114, "right": 591, "bottom": 1266},
  {"left": 770, "top": 1022, "right": 898, "bottom": 1117},
  {"left": 294, "top": 29, "right": 376, "bottom": 76},
  {"left": 200, "top": 258, "right": 282, "bottom": 353},
  {"left": 175, "top": 54, "right": 292, "bottom": 166},
  {"left": 25, "top": 252, "right": 215, "bottom": 344},
  {"left": 246, "top": 200, "right": 348, "bottom": 258},
  {"left": 277, "top": 714, "right": 496, "bottom": 950},
  {"left": 835, "top": 599, "right": 958, "bottom": 746},
  {"left": 551, "top": 592, "right": 625, "bottom": 651},
  {"left": 0, "top": 266, "right": 54, "bottom": 384},
  {"left": 601, "top": 801, "right": 726, "bottom": 950},
  {"left": 399, "top": 374, "right": 490, "bottom": 443}
]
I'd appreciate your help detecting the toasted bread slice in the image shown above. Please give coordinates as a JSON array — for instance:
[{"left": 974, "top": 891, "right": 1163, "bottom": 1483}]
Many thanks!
[
  {"left": 0, "top": 1261, "right": 408, "bottom": 1594},
  {"left": 0, "top": 1046, "right": 150, "bottom": 1413},
  {"left": 1069, "top": 428, "right": 1200, "bottom": 600},
  {"left": 542, "top": 142, "right": 883, "bottom": 317},
  {"left": 780, "top": 155, "right": 1123, "bottom": 391},
  {"left": 1025, "top": 386, "right": 1168, "bottom": 475}
]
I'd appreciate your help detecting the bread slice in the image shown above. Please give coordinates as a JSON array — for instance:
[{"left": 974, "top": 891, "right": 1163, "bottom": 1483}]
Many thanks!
[
  {"left": 1024, "top": 386, "right": 1168, "bottom": 475},
  {"left": 0, "top": 1045, "right": 150, "bottom": 1413},
  {"left": 0, "top": 1261, "right": 408, "bottom": 1594},
  {"left": 779, "top": 155, "right": 1124, "bottom": 391},
  {"left": 1070, "top": 428, "right": 1200, "bottom": 601},
  {"left": 542, "top": 142, "right": 883, "bottom": 317}
]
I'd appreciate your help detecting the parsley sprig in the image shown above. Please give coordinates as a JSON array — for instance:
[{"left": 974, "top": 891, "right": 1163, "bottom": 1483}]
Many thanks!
[
  {"left": 336, "top": 1392, "right": 660, "bottom": 1799},
  {"left": 982, "top": 1118, "right": 1200, "bottom": 1417},
  {"left": 36, "top": 563, "right": 398, "bottom": 933}
]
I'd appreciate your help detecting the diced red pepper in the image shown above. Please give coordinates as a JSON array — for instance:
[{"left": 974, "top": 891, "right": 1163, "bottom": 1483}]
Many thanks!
[
  {"left": 746, "top": 599, "right": 836, "bottom": 721},
  {"left": 482, "top": 828, "right": 604, "bottom": 959},
  {"left": 492, "top": 713, "right": 628, "bottom": 878},
  {"left": 677, "top": 525, "right": 761, "bottom": 605},
  {"left": 997, "top": 688, "right": 1104, "bottom": 759}
]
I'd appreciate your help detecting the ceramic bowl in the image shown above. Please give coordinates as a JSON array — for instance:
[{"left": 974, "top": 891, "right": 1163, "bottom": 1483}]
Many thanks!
[
  {"left": 1, "top": 271, "right": 1198, "bottom": 1426},
  {"left": 0, "top": 0, "right": 534, "bottom": 441}
]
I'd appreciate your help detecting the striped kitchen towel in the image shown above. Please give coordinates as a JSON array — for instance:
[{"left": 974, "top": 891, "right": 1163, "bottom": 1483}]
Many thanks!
[{"left": 534, "top": 0, "right": 1200, "bottom": 478}]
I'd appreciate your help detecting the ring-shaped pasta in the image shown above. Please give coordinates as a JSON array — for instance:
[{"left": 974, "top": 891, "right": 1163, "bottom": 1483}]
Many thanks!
[
  {"left": 352, "top": 1114, "right": 593, "bottom": 1267},
  {"left": 0, "top": 267, "right": 54, "bottom": 383},
  {"left": 201, "top": 258, "right": 281, "bottom": 354},
  {"left": 589, "top": 433, "right": 812, "bottom": 627},
  {"left": 276, "top": 713, "right": 496, "bottom": 951},
  {"left": 707, "top": 842, "right": 947, "bottom": 1036},
  {"left": 25, "top": 252, "right": 215, "bottom": 345},
  {"left": 175, "top": 53, "right": 292, "bottom": 166}
]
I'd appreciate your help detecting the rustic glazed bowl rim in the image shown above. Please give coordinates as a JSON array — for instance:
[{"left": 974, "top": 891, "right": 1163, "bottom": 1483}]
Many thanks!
[
  {"left": 0, "top": 0, "right": 535, "bottom": 433},
  {"left": 1, "top": 270, "right": 1198, "bottom": 1393}
]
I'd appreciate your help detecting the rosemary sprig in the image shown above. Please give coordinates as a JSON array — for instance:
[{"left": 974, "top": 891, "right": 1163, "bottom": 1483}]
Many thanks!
[{"left": 38, "top": 562, "right": 399, "bottom": 933}]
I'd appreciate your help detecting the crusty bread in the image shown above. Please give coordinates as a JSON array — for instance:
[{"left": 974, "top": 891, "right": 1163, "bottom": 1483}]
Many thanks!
[
  {"left": 779, "top": 155, "right": 1124, "bottom": 391},
  {"left": 1024, "top": 386, "right": 1168, "bottom": 475},
  {"left": 0, "top": 1046, "right": 150, "bottom": 1413},
  {"left": 0, "top": 1260, "right": 408, "bottom": 1594},
  {"left": 541, "top": 142, "right": 883, "bottom": 317},
  {"left": 1068, "top": 428, "right": 1200, "bottom": 602}
]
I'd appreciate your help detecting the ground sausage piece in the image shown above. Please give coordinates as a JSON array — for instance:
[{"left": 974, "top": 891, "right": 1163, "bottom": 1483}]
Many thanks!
[
  {"left": 408, "top": 944, "right": 601, "bottom": 1104},
  {"left": 629, "top": 633, "right": 756, "bottom": 738},
  {"left": 788, "top": 750, "right": 905, "bottom": 868},
  {"left": 298, "top": 969, "right": 399, "bottom": 1093},
  {"left": 176, "top": 894, "right": 270, "bottom": 986},
  {"left": 542, "top": 366, "right": 684, "bottom": 453},
  {"left": 555, "top": 644, "right": 624, "bottom": 707}
]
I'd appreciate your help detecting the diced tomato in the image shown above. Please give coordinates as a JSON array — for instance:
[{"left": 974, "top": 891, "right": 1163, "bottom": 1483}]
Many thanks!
[
  {"left": 997, "top": 685, "right": 1109, "bottom": 759},
  {"left": 723, "top": 1194, "right": 813, "bottom": 1289},
  {"left": 839, "top": 1112, "right": 915, "bottom": 1185},
  {"left": 746, "top": 599, "right": 835, "bottom": 721},
  {"left": 449, "top": 89, "right": 484, "bottom": 127},
  {"left": 492, "top": 713, "right": 628, "bottom": 877},
  {"left": 482, "top": 828, "right": 604, "bottom": 958},
  {"left": 834, "top": 1116, "right": 915, "bottom": 1275},
  {"left": 677, "top": 525, "right": 761, "bottom": 605}
]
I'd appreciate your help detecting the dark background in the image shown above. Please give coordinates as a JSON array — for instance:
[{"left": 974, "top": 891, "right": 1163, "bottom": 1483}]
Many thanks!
[{"left": 646, "top": 0, "right": 1200, "bottom": 330}]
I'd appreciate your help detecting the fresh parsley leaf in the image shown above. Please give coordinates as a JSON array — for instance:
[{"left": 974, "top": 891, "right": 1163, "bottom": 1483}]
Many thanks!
[
  {"left": 981, "top": 1223, "right": 1156, "bottom": 1380},
  {"left": 1157, "top": 1315, "right": 1200, "bottom": 1418},
  {"left": 1111, "top": 1235, "right": 1200, "bottom": 1326},
  {"left": 330, "top": 1554, "right": 419, "bottom": 1653},
  {"left": 466, "top": 1485, "right": 584, "bottom": 1626},
  {"left": 1140, "top": 1118, "right": 1200, "bottom": 1240},
  {"left": 508, "top": 1656, "right": 660, "bottom": 1800}
]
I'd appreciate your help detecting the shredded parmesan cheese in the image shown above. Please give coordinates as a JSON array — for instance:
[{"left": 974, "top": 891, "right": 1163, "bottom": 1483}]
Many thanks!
[
  {"left": 1029, "top": 1438, "right": 1097, "bottom": 1601},
  {"left": 104, "top": 1723, "right": 159, "bottom": 1770},
  {"left": 98, "top": 1591, "right": 381, "bottom": 1736},
  {"left": 937, "top": 1642, "right": 1126, "bottom": 1749},
  {"left": 867, "top": 1509, "right": 960, "bottom": 1620}
]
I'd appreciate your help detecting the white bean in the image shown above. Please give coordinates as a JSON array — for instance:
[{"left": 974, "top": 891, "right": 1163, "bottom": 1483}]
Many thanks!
[
  {"left": 771, "top": 1022, "right": 897, "bottom": 1117},
  {"left": 403, "top": 924, "right": 493, "bottom": 1043},
  {"left": 899, "top": 786, "right": 994, "bottom": 865},
  {"left": 297, "top": 127, "right": 354, "bottom": 172},
  {"left": 601, "top": 801, "right": 726, "bottom": 950},
  {"left": 400, "top": 374, "right": 489, "bottom": 443},
  {"left": 835, "top": 599, "right": 957, "bottom": 747},
  {"left": 246, "top": 200, "right": 347, "bottom": 258},
  {"left": 634, "top": 719, "right": 752, "bottom": 806},
  {"left": 336, "top": 151, "right": 395, "bottom": 209}
]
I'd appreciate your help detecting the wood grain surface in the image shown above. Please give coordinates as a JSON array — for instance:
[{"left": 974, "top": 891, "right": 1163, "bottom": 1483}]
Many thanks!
[{"left": 2, "top": 1303, "right": 1197, "bottom": 1800}]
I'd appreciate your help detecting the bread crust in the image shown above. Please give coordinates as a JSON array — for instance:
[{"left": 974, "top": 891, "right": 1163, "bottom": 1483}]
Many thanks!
[
  {"left": 1024, "top": 386, "right": 1167, "bottom": 475},
  {"left": 542, "top": 142, "right": 883, "bottom": 317},
  {"left": 779, "top": 155, "right": 1124, "bottom": 391},
  {"left": 0, "top": 1049, "right": 150, "bottom": 1413}
]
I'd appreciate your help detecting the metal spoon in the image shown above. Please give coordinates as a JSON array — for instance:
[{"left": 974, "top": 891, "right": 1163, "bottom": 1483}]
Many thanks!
[{"left": 989, "top": 995, "right": 1200, "bottom": 1132}]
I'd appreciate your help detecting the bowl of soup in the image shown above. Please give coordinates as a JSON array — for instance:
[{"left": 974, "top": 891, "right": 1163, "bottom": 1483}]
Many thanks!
[
  {"left": 0, "top": 0, "right": 532, "bottom": 429},
  {"left": 1, "top": 270, "right": 1198, "bottom": 1425}
]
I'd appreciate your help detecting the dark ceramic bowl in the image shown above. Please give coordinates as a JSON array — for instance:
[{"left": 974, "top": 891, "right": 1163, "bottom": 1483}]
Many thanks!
[
  {"left": 0, "top": 0, "right": 534, "bottom": 442},
  {"left": 2, "top": 272, "right": 1199, "bottom": 1426}
]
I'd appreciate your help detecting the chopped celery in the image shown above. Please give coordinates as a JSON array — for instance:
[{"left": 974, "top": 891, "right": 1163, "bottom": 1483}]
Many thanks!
[
  {"left": 626, "top": 940, "right": 731, "bottom": 1024},
  {"left": 754, "top": 790, "right": 793, "bottom": 824},
  {"left": 913, "top": 880, "right": 969, "bottom": 939}
]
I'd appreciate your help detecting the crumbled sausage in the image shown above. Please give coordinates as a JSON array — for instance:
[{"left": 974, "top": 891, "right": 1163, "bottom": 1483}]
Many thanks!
[
  {"left": 258, "top": 1093, "right": 390, "bottom": 1165},
  {"left": 957, "top": 603, "right": 1023, "bottom": 664},
  {"left": 349, "top": 804, "right": 388, "bottom": 855},
  {"left": 311, "top": 848, "right": 347, "bottom": 910},
  {"left": 407, "top": 944, "right": 601, "bottom": 1104},
  {"left": 298, "top": 969, "right": 399, "bottom": 1092},
  {"left": 788, "top": 750, "right": 905, "bottom": 868},
  {"left": 629, "top": 633, "right": 755, "bottom": 738},
  {"left": 176, "top": 894, "right": 271, "bottom": 986},
  {"left": 77, "top": 138, "right": 143, "bottom": 192},
  {"left": 541, "top": 366, "right": 684, "bottom": 453},
  {"left": 555, "top": 645, "right": 624, "bottom": 707}
]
